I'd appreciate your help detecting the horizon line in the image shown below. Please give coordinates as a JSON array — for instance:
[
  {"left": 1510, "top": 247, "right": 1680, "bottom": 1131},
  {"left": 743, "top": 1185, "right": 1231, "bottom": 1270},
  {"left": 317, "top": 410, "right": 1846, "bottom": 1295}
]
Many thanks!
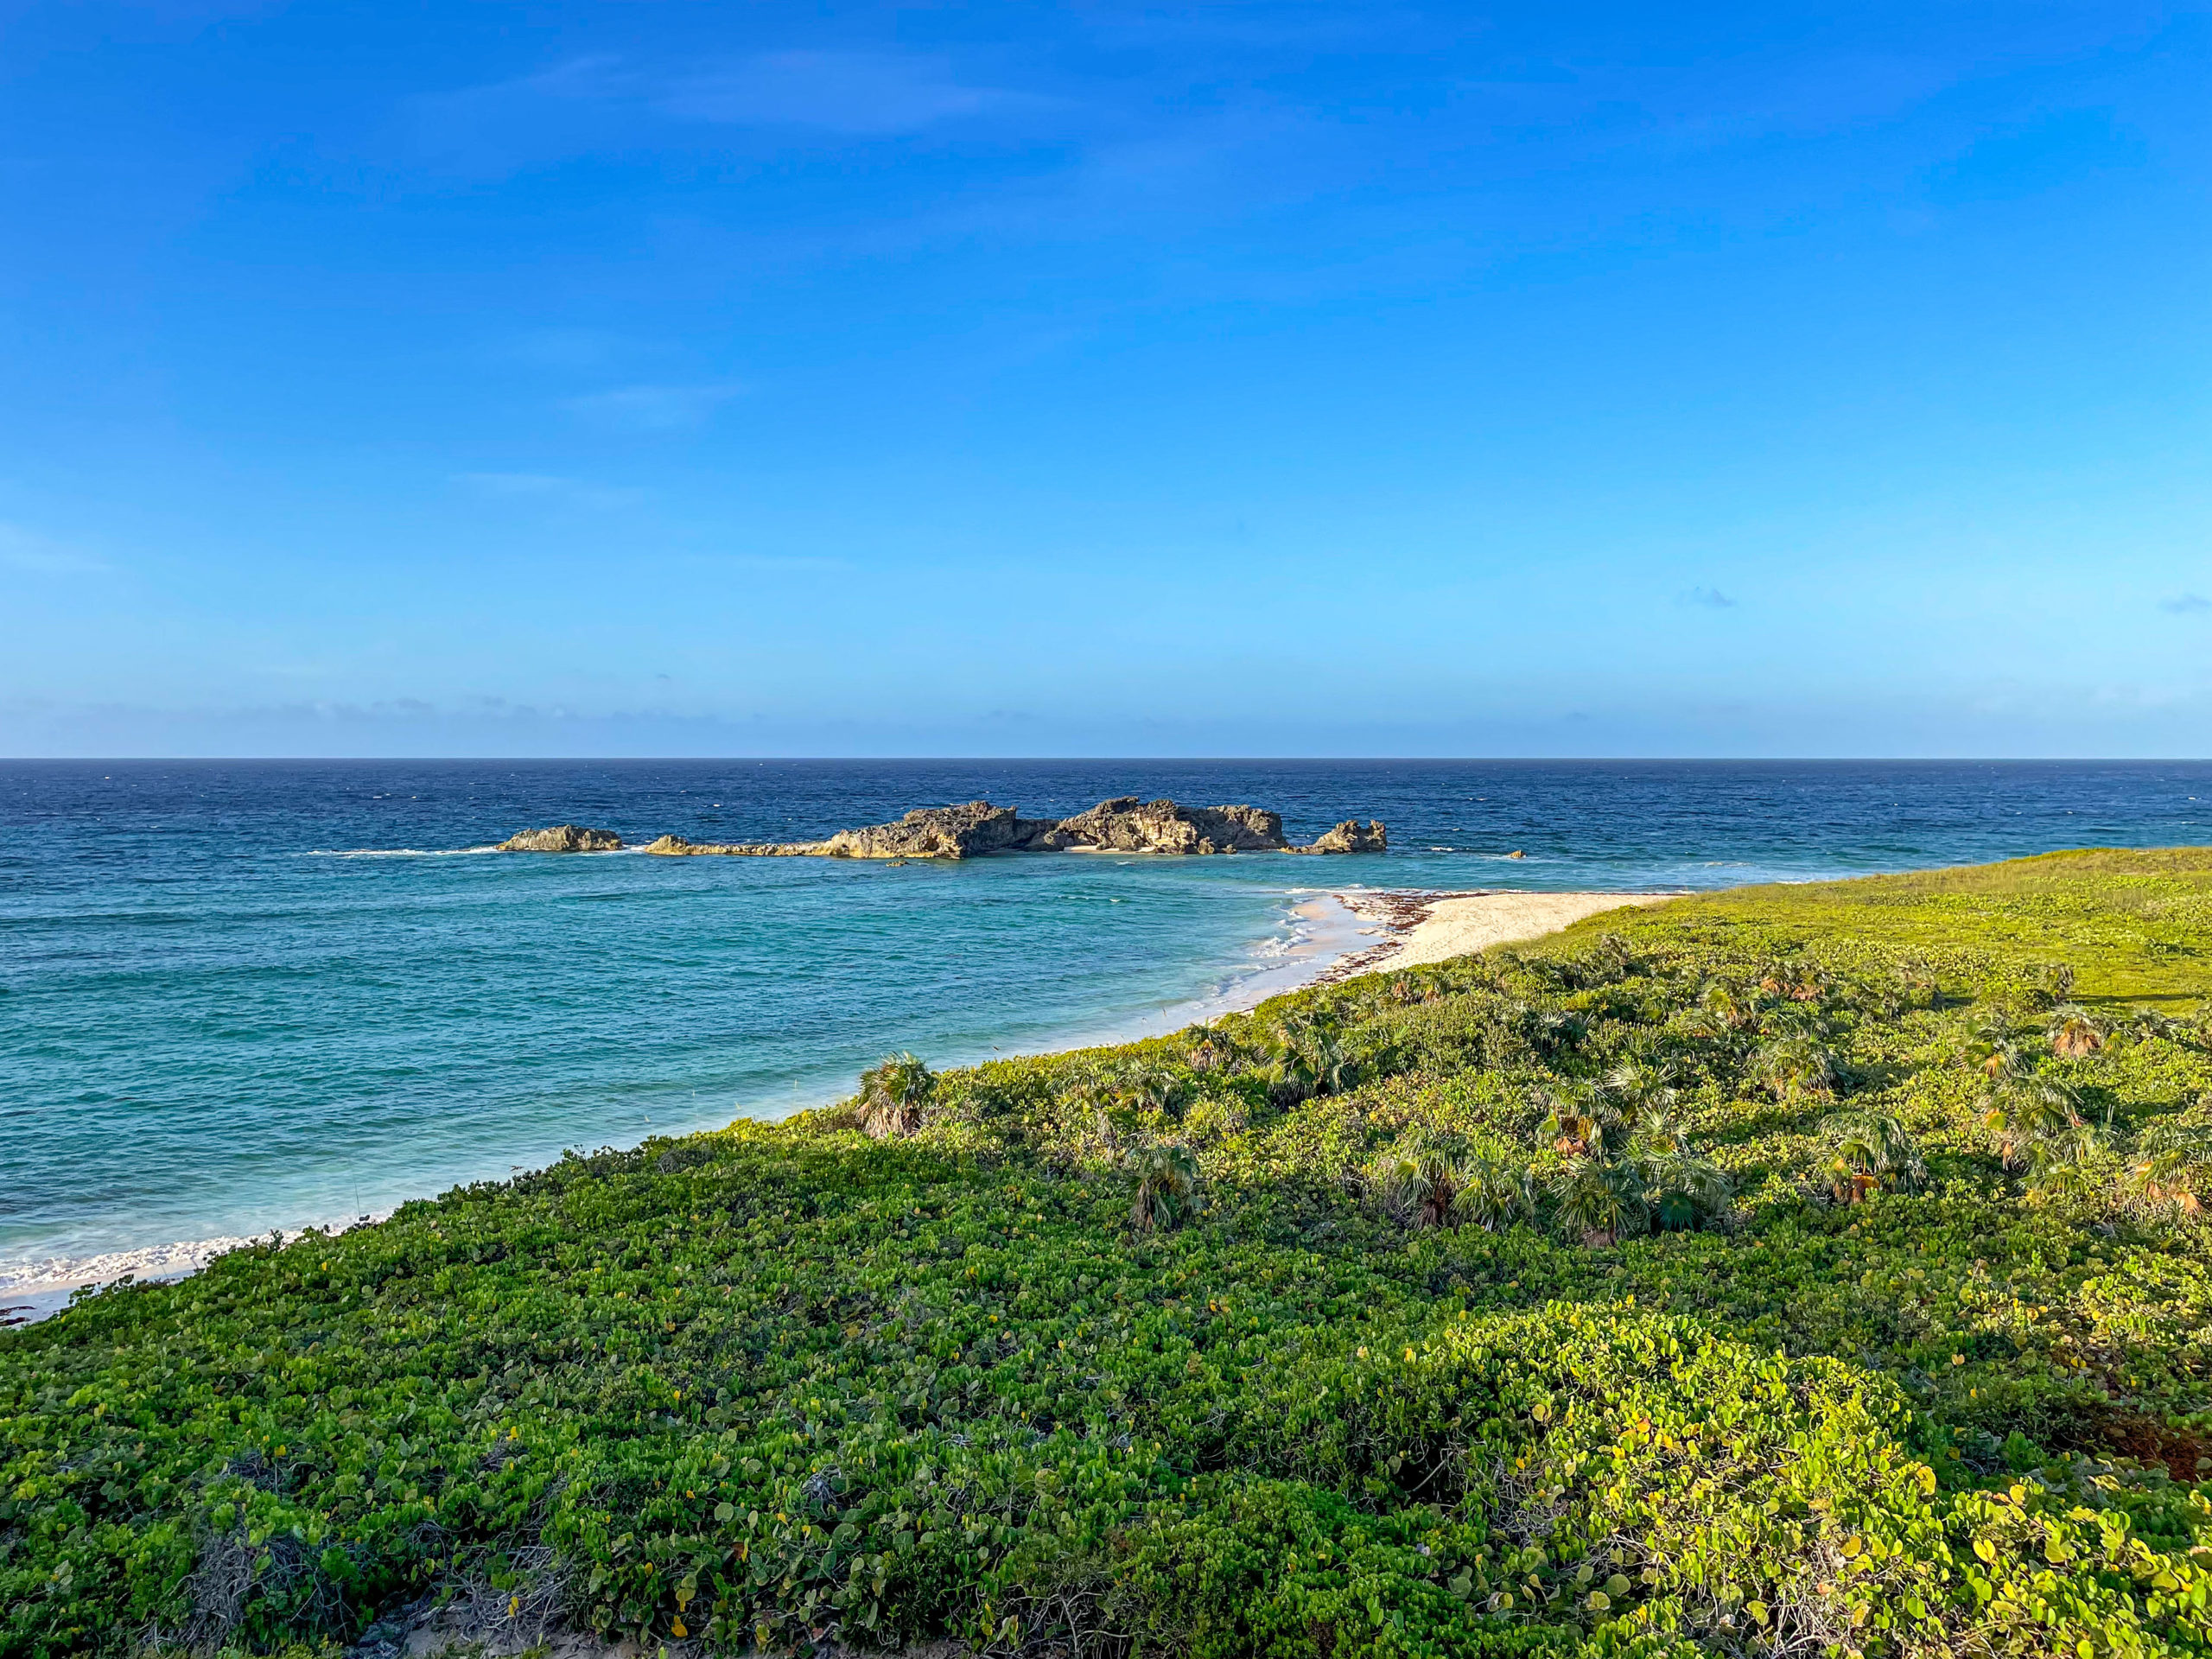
[{"left": 7, "top": 755, "right": 2212, "bottom": 767}]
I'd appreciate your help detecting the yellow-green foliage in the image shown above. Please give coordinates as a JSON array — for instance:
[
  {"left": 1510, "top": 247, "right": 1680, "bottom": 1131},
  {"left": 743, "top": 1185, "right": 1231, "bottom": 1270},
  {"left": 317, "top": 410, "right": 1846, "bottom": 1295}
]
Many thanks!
[{"left": 8, "top": 850, "right": 2212, "bottom": 1657}]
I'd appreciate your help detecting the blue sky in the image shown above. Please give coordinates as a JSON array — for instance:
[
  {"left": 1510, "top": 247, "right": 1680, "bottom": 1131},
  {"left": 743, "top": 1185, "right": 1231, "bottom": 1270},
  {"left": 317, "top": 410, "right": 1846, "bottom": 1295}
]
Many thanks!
[{"left": 2, "top": 1, "right": 2208, "bottom": 757}]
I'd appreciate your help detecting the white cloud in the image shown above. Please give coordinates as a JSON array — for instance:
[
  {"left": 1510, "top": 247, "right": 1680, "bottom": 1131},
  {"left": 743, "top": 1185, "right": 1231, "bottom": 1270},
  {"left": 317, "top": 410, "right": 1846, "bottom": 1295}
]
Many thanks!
[
  {"left": 558, "top": 384, "right": 741, "bottom": 431},
  {"left": 452, "top": 472, "right": 646, "bottom": 509},
  {"left": 0, "top": 522, "right": 109, "bottom": 575},
  {"left": 658, "top": 51, "right": 1038, "bottom": 136},
  {"left": 410, "top": 48, "right": 1039, "bottom": 175}
]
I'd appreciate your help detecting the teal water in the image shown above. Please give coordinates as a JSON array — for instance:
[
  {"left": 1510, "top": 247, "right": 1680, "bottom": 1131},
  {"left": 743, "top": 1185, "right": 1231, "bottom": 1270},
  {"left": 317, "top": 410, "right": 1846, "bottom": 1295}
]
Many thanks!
[{"left": 6, "top": 758, "right": 2209, "bottom": 1295}]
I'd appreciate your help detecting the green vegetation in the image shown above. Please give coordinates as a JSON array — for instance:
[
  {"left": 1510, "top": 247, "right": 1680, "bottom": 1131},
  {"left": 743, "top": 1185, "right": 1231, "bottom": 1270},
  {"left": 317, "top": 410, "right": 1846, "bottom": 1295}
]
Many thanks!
[{"left": 10, "top": 848, "right": 2212, "bottom": 1657}]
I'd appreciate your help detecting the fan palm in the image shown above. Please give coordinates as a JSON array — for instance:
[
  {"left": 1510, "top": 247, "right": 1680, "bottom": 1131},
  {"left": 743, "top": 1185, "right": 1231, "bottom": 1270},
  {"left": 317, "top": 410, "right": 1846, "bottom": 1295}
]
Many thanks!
[
  {"left": 1183, "top": 1021, "right": 1250, "bottom": 1074},
  {"left": 1127, "top": 1142, "right": 1204, "bottom": 1232},
  {"left": 1754, "top": 1034, "right": 1840, "bottom": 1103},
  {"left": 1694, "top": 981, "right": 1762, "bottom": 1035},
  {"left": 857, "top": 1052, "right": 936, "bottom": 1140},
  {"left": 1816, "top": 1110, "right": 1927, "bottom": 1202},
  {"left": 2122, "top": 1121, "right": 2212, "bottom": 1217},
  {"left": 1550, "top": 1158, "right": 1648, "bottom": 1246},
  {"left": 2124, "top": 1008, "right": 2190, "bottom": 1046},
  {"left": 1268, "top": 1014, "right": 1360, "bottom": 1099},
  {"left": 1983, "top": 1072, "right": 2086, "bottom": 1171},
  {"left": 1605, "top": 1058, "right": 1680, "bottom": 1116},
  {"left": 1451, "top": 1153, "right": 1537, "bottom": 1232},
  {"left": 2046, "top": 1004, "right": 2112, "bottom": 1060},
  {"left": 1967, "top": 1013, "right": 2031, "bottom": 1081},
  {"left": 1758, "top": 959, "right": 1826, "bottom": 1002},
  {"left": 1365, "top": 1141, "right": 1459, "bottom": 1230},
  {"left": 1116, "top": 1066, "right": 1191, "bottom": 1120},
  {"left": 1383, "top": 973, "right": 1437, "bottom": 1006},
  {"left": 1635, "top": 1107, "right": 1692, "bottom": 1154},
  {"left": 1635, "top": 1144, "right": 1732, "bottom": 1230}
]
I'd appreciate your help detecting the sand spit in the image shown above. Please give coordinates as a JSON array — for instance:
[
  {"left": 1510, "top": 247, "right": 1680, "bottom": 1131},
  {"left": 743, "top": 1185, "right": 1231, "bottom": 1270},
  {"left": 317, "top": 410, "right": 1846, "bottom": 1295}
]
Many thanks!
[{"left": 1321, "top": 888, "right": 1679, "bottom": 980}]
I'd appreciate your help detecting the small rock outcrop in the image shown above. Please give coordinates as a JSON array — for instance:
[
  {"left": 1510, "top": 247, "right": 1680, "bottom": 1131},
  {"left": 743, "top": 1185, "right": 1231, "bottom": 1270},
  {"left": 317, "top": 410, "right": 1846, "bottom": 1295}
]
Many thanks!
[
  {"left": 1293, "top": 819, "right": 1389, "bottom": 855},
  {"left": 513, "top": 799, "right": 1382, "bottom": 859},
  {"left": 497, "top": 824, "right": 625, "bottom": 853},
  {"left": 822, "top": 801, "right": 1064, "bottom": 860},
  {"left": 1039, "top": 797, "right": 1287, "bottom": 855},
  {"left": 643, "top": 835, "right": 820, "bottom": 857}
]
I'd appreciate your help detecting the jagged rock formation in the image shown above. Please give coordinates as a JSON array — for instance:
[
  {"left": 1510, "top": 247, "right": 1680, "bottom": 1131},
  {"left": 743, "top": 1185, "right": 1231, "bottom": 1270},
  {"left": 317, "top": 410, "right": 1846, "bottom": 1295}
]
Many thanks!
[
  {"left": 826, "top": 801, "right": 1065, "bottom": 859},
  {"left": 525, "top": 800, "right": 1383, "bottom": 860},
  {"left": 497, "top": 824, "right": 625, "bottom": 852},
  {"left": 1292, "top": 819, "right": 1389, "bottom": 855},
  {"left": 643, "top": 835, "right": 818, "bottom": 857},
  {"left": 1039, "top": 797, "right": 1286, "bottom": 855}
]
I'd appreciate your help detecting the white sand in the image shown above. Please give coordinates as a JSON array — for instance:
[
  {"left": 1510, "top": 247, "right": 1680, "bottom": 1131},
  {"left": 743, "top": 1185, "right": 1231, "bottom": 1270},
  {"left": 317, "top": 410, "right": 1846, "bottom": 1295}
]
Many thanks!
[{"left": 1379, "top": 890, "right": 1675, "bottom": 969}]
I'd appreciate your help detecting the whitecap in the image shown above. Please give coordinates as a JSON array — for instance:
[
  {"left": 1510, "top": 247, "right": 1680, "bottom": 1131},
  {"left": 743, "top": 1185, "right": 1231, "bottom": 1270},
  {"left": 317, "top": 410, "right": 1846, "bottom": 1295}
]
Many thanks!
[{"left": 305, "top": 846, "right": 503, "bottom": 858}]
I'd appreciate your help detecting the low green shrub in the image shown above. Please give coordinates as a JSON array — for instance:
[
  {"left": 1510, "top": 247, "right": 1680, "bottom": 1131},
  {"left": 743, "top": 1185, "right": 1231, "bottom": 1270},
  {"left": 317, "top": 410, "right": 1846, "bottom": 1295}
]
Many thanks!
[{"left": 9, "top": 849, "right": 2212, "bottom": 1656}]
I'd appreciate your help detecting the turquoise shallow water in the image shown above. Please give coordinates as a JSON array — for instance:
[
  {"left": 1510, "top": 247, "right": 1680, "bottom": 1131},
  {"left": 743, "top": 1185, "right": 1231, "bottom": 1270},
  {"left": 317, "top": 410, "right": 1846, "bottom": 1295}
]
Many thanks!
[{"left": 6, "top": 757, "right": 2210, "bottom": 1291}]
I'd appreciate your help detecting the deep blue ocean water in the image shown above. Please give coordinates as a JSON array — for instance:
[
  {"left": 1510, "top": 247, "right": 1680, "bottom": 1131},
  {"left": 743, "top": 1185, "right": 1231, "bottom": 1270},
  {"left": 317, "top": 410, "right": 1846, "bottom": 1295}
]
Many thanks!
[{"left": 5, "top": 758, "right": 2210, "bottom": 1289}]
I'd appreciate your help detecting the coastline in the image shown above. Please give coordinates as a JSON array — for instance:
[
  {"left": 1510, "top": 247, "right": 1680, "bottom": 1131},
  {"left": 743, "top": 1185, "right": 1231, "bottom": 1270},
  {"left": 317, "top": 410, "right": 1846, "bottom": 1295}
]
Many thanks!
[
  {"left": 1321, "top": 887, "right": 1681, "bottom": 979},
  {"left": 1, "top": 884, "right": 1662, "bottom": 1328}
]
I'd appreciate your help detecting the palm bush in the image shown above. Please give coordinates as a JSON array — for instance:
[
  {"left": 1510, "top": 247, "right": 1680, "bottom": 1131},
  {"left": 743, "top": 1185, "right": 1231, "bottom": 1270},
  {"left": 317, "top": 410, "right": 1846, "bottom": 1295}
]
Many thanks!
[
  {"left": 1550, "top": 1157, "right": 1648, "bottom": 1246},
  {"left": 2047, "top": 1003, "right": 2113, "bottom": 1059},
  {"left": 1983, "top": 1072, "right": 2088, "bottom": 1171},
  {"left": 858, "top": 1052, "right": 936, "bottom": 1139},
  {"left": 1451, "top": 1152, "right": 1538, "bottom": 1231},
  {"left": 1967, "top": 1013, "right": 2031, "bottom": 1081},
  {"left": 1603, "top": 1057, "right": 1680, "bottom": 1116},
  {"left": 1182, "top": 1020, "right": 1251, "bottom": 1074},
  {"left": 1116, "top": 1065, "right": 1191, "bottom": 1122},
  {"left": 1126, "top": 1141, "right": 1204, "bottom": 1232},
  {"left": 1367, "top": 1134, "right": 1536, "bottom": 1232},
  {"left": 1693, "top": 979, "right": 1763, "bottom": 1037},
  {"left": 1634, "top": 1143, "right": 1732, "bottom": 1231},
  {"left": 1535, "top": 1085, "right": 1626, "bottom": 1159},
  {"left": 1382, "top": 972, "right": 1436, "bottom": 1006},
  {"left": 1364, "top": 1137, "right": 1460, "bottom": 1230},
  {"left": 1265, "top": 1013, "right": 1362, "bottom": 1102},
  {"left": 1816, "top": 1109, "right": 1927, "bottom": 1203},
  {"left": 1754, "top": 1033, "right": 1840, "bottom": 1102},
  {"left": 1634, "top": 1106, "right": 1691, "bottom": 1154},
  {"left": 2122, "top": 1120, "right": 2212, "bottom": 1217},
  {"left": 1757, "top": 957, "right": 1827, "bottom": 1001}
]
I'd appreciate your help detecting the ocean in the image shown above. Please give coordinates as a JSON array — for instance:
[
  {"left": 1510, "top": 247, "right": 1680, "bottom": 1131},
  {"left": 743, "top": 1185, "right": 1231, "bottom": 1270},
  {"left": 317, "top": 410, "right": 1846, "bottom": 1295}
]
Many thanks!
[{"left": 5, "top": 758, "right": 2209, "bottom": 1302}]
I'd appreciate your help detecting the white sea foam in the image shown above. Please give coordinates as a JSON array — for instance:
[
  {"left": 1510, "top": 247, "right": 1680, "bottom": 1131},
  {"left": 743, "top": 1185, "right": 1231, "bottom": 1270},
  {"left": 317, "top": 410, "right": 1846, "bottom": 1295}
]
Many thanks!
[
  {"left": 305, "top": 846, "right": 503, "bottom": 857},
  {"left": 0, "top": 1236, "right": 270, "bottom": 1295},
  {"left": 1, "top": 1213, "right": 386, "bottom": 1305}
]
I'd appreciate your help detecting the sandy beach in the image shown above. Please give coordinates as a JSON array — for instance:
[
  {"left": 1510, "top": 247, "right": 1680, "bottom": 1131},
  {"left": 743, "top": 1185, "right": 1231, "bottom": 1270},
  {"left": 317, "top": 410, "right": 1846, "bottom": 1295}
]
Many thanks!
[{"left": 1325, "top": 887, "right": 1678, "bottom": 978}]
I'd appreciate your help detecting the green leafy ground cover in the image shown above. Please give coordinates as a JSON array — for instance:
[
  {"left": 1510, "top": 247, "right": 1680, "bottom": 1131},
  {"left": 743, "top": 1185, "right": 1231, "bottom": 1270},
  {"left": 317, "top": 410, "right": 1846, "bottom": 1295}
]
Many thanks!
[{"left": 9, "top": 849, "right": 2212, "bottom": 1658}]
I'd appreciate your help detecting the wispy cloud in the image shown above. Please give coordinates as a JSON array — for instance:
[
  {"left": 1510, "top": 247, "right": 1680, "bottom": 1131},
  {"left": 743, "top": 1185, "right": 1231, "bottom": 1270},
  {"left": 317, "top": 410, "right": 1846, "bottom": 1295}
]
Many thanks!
[
  {"left": 721, "top": 554, "right": 849, "bottom": 574},
  {"left": 410, "top": 48, "right": 1039, "bottom": 174},
  {"left": 1679, "top": 585, "right": 1737, "bottom": 609},
  {"left": 405, "top": 55, "right": 626, "bottom": 171},
  {"left": 453, "top": 472, "right": 646, "bottom": 509},
  {"left": 2159, "top": 594, "right": 2212, "bottom": 614},
  {"left": 0, "top": 521, "right": 109, "bottom": 575},
  {"left": 559, "top": 384, "right": 741, "bottom": 431},
  {"left": 660, "top": 51, "right": 1041, "bottom": 137}
]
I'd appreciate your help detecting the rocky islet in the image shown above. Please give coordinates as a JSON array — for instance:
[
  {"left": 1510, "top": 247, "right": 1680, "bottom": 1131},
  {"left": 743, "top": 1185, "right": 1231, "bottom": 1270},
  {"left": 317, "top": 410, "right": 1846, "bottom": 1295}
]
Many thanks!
[{"left": 499, "top": 797, "right": 1387, "bottom": 859}]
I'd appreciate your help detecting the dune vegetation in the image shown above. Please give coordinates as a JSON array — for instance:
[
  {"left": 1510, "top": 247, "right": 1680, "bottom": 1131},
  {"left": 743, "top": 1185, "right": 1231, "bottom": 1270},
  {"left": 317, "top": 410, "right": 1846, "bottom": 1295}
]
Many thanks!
[{"left": 9, "top": 849, "right": 2212, "bottom": 1658}]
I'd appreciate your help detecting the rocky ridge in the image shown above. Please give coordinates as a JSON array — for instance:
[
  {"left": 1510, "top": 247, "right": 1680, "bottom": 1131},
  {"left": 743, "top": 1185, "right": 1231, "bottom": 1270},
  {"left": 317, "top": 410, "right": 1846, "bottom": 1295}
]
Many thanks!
[
  {"left": 500, "top": 798, "right": 1387, "bottom": 859},
  {"left": 495, "top": 824, "right": 625, "bottom": 853},
  {"left": 1295, "top": 818, "right": 1389, "bottom": 855}
]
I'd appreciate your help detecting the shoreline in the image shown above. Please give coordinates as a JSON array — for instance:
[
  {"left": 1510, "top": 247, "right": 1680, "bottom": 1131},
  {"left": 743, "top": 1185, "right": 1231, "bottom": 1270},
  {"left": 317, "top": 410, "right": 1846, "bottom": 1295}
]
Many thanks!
[
  {"left": 1321, "top": 887, "right": 1681, "bottom": 979},
  {"left": 2, "top": 885, "right": 1668, "bottom": 1327}
]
